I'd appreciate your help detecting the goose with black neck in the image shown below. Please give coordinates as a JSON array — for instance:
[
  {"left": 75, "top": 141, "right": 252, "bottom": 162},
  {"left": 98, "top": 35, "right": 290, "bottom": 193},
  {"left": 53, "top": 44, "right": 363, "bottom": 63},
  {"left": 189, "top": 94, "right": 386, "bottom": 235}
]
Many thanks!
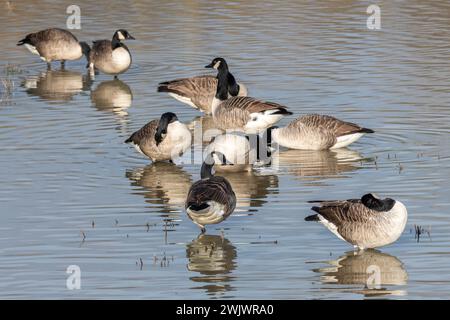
[
  {"left": 88, "top": 29, "right": 135, "bottom": 79},
  {"left": 185, "top": 151, "right": 237, "bottom": 233},
  {"left": 208, "top": 57, "right": 292, "bottom": 134},
  {"left": 157, "top": 57, "right": 247, "bottom": 114}
]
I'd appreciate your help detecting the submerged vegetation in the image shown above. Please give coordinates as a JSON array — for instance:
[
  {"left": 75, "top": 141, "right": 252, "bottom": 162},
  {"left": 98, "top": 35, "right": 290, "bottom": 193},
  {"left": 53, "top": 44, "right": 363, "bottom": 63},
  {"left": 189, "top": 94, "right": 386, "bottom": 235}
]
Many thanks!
[{"left": 0, "top": 63, "right": 22, "bottom": 106}]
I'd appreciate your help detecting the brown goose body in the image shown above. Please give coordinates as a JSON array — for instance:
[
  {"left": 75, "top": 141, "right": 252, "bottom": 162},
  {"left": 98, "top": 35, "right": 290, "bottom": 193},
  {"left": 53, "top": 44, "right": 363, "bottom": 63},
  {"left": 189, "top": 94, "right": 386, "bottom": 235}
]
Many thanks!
[
  {"left": 272, "top": 114, "right": 374, "bottom": 150},
  {"left": 89, "top": 40, "right": 132, "bottom": 75},
  {"left": 213, "top": 96, "right": 292, "bottom": 133},
  {"left": 305, "top": 194, "right": 407, "bottom": 249},
  {"left": 17, "top": 28, "right": 89, "bottom": 65},
  {"left": 158, "top": 75, "right": 247, "bottom": 114},
  {"left": 88, "top": 30, "right": 134, "bottom": 77}
]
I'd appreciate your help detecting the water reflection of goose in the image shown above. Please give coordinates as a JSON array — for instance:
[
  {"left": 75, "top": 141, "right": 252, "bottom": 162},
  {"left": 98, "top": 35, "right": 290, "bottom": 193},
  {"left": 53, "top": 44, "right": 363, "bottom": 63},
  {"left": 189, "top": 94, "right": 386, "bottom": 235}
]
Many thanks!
[
  {"left": 220, "top": 169, "right": 278, "bottom": 210},
  {"left": 270, "top": 114, "right": 374, "bottom": 150},
  {"left": 90, "top": 79, "right": 133, "bottom": 118},
  {"left": 186, "top": 234, "right": 237, "bottom": 297},
  {"left": 313, "top": 250, "right": 408, "bottom": 297},
  {"left": 22, "top": 69, "right": 91, "bottom": 102},
  {"left": 126, "top": 163, "right": 192, "bottom": 213},
  {"left": 273, "top": 148, "right": 367, "bottom": 180}
]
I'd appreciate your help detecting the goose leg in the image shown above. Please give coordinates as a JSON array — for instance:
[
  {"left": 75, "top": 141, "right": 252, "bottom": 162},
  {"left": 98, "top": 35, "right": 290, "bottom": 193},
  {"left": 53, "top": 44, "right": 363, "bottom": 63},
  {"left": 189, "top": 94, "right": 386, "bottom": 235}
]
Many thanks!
[
  {"left": 61, "top": 60, "right": 65, "bottom": 69},
  {"left": 88, "top": 63, "right": 95, "bottom": 80},
  {"left": 46, "top": 62, "right": 51, "bottom": 70}
]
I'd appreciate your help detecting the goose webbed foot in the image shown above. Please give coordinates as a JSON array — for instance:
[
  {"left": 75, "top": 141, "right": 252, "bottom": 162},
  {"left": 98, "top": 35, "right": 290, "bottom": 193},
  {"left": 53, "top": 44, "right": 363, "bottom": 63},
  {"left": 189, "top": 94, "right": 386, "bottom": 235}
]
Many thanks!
[{"left": 200, "top": 227, "right": 206, "bottom": 234}]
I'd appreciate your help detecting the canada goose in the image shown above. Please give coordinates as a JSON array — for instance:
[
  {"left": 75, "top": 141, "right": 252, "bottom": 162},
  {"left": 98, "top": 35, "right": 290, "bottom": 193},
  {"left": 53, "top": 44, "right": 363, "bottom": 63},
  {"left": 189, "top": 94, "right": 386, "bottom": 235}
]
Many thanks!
[
  {"left": 207, "top": 58, "right": 292, "bottom": 133},
  {"left": 305, "top": 193, "right": 407, "bottom": 250},
  {"left": 125, "top": 112, "right": 191, "bottom": 162},
  {"left": 88, "top": 29, "right": 135, "bottom": 79},
  {"left": 17, "top": 28, "right": 90, "bottom": 69},
  {"left": 269, "top": 114, "right": 374, "bottom": 150},
  {"left": 204, "top": 132, "right": 273, "bottom": 173},
  {"left": 157, "top": 58, "right": 247, "bottom": 114},
  {"left": 185, "top": 151, "right": 236, "bottom": 233},
  {"left": 205, "top": 133, "right": 253, "bottom": 173}
]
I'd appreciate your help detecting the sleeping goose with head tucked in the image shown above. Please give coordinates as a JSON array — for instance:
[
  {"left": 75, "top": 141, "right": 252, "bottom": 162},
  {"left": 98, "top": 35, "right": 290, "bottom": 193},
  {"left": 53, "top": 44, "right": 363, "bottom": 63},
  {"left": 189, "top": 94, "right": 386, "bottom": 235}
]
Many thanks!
[
  {"left": 305, "top": 193, "right": 407, "bottom": 250},
  {"left": 269, "top": 114, "right": 374, "bottom": 150},
  {"left": 185, "top": 151, "right": 237, "bottom": 233}
]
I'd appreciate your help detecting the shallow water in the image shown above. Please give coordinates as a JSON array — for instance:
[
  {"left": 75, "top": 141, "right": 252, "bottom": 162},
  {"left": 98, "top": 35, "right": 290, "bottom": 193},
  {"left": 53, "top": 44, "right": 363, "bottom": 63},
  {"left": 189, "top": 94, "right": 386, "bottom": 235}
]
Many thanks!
[{"left": 1, "top": 0, "right": 450, "bottom": 299}]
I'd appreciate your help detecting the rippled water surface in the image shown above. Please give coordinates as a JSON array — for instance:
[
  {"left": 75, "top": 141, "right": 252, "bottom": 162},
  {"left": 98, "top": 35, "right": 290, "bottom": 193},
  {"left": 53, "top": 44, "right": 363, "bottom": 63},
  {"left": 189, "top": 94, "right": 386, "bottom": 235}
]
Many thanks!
[{"left": 1, "top": 0, "right": 449, "bottom": 299}]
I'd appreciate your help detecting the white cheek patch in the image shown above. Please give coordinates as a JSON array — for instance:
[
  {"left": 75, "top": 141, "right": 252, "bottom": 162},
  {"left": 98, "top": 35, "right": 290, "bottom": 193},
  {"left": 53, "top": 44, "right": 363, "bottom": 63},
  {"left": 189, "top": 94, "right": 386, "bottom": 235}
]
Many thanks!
[
  {"left": 213, "top": 61, "right": 221, "bottom": 69},
  {"left": 117, "top": 32, "right": 125, "bottom": 40}
]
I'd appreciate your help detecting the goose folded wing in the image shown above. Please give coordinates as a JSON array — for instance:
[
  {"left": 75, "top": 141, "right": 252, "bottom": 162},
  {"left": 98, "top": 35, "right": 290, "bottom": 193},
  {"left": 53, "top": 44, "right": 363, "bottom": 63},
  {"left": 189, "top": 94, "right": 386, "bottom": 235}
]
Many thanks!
[
  {"left": 186, "top": 177, "right": 234, "bottom": 208},
  {"left": 125, "top": 120, "right": 157, "bottom": 144},
  {"left": 158, "top": 75, "right": 216, "bottom": 96},
  {"left": 300, "top": 114, "right": 372, "bottom": 137},
  {"left": 222, "top": 96, "right": 289, "bottom": 114},
  {"left": 310, "top": 200, "right": 376, "bottom": 225}
]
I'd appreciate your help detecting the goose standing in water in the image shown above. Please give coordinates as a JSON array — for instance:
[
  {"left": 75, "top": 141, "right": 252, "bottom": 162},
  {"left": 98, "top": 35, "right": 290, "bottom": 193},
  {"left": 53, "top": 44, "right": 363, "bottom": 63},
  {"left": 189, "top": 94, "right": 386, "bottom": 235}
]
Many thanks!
[
  {"left": 157, "top": 57, "right": 247, "bottom": 114},
  {"left": 205, "top": 132, "right": 273, "bottom": 172},
  {"left": 17, "top": 28, "right": 90, "bottom": 69},
  {"left": 269, "top": 114, "right": 374, "bottom": 150},
  {"left": 204, "top": 58, "right": 292, "bottom": 133},
  {"left": 185, "top": 151, "right": 236, "bottom": 233},
  {"left": 125, "top": 112, "right": 191, "bottom": 162},
  {"left": 88, "top": 29, "right": 135, "bottom": 79},
  {"left": 305, "top": 193, "right": 407, "bottom": 250}
]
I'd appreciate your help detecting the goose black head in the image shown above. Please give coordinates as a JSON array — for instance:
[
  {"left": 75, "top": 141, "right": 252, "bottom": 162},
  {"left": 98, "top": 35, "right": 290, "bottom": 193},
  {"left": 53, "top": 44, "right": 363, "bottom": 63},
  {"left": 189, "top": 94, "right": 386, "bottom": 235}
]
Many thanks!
[
  {"left": 113, "top": 29, "right": 135, "bottom": 41},
  {"left": 155, "top": 112, "right": 178, "bottom": 146},
  {"left": 79, "top": 41, "right": 91, "bottom": 57},
  {"left": 201, "top": 151, "right": 227, "bottom": 179},
  {"left": 205, "top": 57, "right": 228, "bottom": 71},
  {"left": 361, "top": 193, "right": 396, "bottom": 212}
]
